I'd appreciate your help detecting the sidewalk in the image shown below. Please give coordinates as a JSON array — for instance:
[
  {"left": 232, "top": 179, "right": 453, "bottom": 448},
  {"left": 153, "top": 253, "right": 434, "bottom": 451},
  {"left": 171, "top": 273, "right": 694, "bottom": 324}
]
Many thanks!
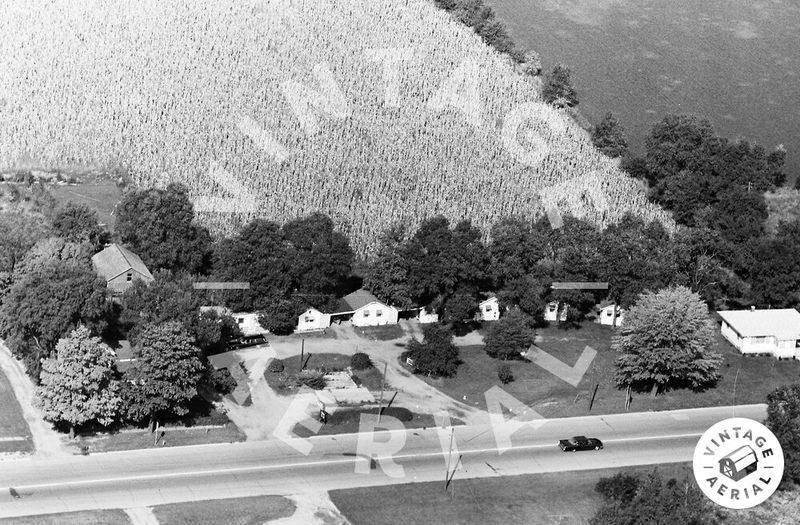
[{"left": 0, "top": 341, "right": 69, "bottom": 458}]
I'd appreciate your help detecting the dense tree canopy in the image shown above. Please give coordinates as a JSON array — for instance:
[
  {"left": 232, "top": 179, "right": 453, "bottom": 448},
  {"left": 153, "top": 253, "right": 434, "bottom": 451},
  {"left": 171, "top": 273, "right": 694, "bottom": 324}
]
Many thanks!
[
  {"left": 542, "top": 65, "right": 578, "bottom": 108},
  {"left": 0, "top": 257, "right": 108, "bottom": 379},
  {"left": 483, "top": 309, "right": 535, "bottom": 360},
  {"left": 120, "top": 322, "right": 204, "bottom": 427},
  {"left": 613, "top": 286, "right": 722, "bottom": 396},
  {"left": 115, "top": 184, "right": 212, "bottom": 275},
  {"left": 591, "top": 112, "right": 628, "bottom": 158},
  {"left": 52, "top": 202, "right": 108, "bottom": 250},
  {"left": 765, "top": 383, "right": 800, "bottom": 488},
  {"left": 363, "top": 227, "right": 414, "bottom": 310},
  {"left": 402, "top": 324, "right": 460, "bottom": 377},
  {"left": 0, "top": 211, "right": 51, "bottom": 275},
  {"left": 35, "top": 326, "right": 120, "bottom": 437},
  {"left": 590, "top": 470, "right": 724, "bottom": 525},
  {"left": 748, "top": 219, "right": 800, "bottom": 308}
]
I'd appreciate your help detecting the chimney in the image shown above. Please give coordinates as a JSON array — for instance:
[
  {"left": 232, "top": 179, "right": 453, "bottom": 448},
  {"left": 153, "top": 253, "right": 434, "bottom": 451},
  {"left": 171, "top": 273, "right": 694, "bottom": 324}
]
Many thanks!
[{"left": 750, "top": 306, "right": 755, "bottom": 312}]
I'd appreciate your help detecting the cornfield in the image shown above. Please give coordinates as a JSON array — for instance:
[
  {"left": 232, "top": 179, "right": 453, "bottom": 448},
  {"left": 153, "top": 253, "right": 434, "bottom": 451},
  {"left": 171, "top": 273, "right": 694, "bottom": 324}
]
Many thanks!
[{"left": 0, "top": 0, "right": 674, "bottom": 257}]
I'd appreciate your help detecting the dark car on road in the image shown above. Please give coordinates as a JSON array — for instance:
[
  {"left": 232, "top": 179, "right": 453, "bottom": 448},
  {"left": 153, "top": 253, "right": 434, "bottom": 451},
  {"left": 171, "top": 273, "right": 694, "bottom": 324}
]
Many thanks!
[
  {"left": 229, "top": 334, "right": 269, "bottom": 349},
  {"left": 558, "top": 436, "right": 603, "bottom": 452}
]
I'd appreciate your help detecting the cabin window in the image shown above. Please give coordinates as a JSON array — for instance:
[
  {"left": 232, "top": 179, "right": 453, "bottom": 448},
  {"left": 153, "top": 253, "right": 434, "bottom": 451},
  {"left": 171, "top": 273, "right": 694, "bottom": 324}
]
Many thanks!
[
  {"left": 485, "top": 306, "right": 492, "bottom": 312},
  {"left": 237, "top": 318, "right": 244, "bottom": 324},
  {"left": 363, "top": 310, "right": 370, "bottom": 317},
  {"left": 606, "top": 310, "right": 612, "bottom": 316},
  {"left": 126, "top": 272, "right": 133, "bottom": 282},
  {"left": 752, "top": 336, "right": 768, "bottom": 344},
  {"left": 304, "top": 316, "right": 312, "bottom": 323},
  {"left": 376, "top": 310, "right": 383, "bottom": 317}
]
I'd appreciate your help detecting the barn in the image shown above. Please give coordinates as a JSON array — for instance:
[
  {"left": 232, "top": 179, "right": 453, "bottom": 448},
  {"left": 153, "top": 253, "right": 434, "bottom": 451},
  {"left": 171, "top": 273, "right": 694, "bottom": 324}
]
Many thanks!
[
  {"left": 718, "top": 308, "right": 800, "bottom": 359},
  {"left": 719, "top": 444, "right": 758, "bottom": 482}
]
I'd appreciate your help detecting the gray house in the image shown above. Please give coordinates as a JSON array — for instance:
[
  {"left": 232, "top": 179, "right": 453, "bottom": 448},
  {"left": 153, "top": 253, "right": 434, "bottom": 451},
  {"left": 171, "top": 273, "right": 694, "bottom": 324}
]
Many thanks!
[{"left": 91, "top": 243, "right": 154, "bottom": 295}]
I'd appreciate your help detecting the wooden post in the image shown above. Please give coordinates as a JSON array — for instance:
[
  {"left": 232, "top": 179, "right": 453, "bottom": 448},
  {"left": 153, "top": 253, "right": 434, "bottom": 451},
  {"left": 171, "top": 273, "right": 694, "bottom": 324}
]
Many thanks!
[
  {"left": 445, "top": 428, "right": 454, "bottom": 491},
  {"left": 377, "top": 362, "right": 387, "bottom": 423},
  {"left": 300, "top": 339, "right": 305, "bottom": 370},
  {"left": 588, "top": 383, "right": 599, "bottom": 412}
]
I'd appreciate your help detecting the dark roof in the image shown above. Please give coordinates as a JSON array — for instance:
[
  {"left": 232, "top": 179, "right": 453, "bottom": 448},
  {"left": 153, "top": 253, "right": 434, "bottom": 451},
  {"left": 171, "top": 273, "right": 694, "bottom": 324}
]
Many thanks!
[
  {"left": 92, "top": 244, "right": 154, "bottom": 282},
  {"left": 336, "top": 289, "right": 382, "bottom": 313}
]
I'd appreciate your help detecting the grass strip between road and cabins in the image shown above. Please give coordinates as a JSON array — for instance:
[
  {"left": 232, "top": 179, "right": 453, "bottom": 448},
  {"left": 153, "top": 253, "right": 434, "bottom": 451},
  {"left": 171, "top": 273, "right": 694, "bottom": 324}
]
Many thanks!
[
  {"left": 151, "top": 495, "right": 295, "bottom": 524},
  {"left": 0, "top": 361, "right": 34, "bottom": 455},
  {"left": 67, "top": 422, "right": 246, "bottom": 454},
  {"left": 330, "top": 463, "right": 696, "bottom": 525},
  {"left": 0, "top": 509, "right": 131, "bottom": 525},
  {"left": 422, "top": 322, "right": 800, "bottom": 418}
]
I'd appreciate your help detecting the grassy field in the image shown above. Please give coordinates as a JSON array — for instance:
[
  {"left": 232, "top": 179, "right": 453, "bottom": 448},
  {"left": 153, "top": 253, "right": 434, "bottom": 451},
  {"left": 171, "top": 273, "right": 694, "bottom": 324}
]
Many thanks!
[
  {"left": 486, "top": 0, "right": 800, "bottom": 178},
  {"left": 0, "top": 510, "right": 130, "bottom": 524},
  {"left": 293, "top": 406, "right": 441, "bottom": 438},
  {"left": 0, "top": 364, "right": 33, "bottom": 454},
  {"left": 47, "top": 182, "right": 122, "bottom": 230},
  {"left": 354, "top": 324, "right": 406, "bottom": 341},
  {"left": 331, "top": 462, "right": 695, "bottom": 525},
  {"left": 265, "top": 353, "right": 385, "bottom": 395},
  {"left": 422, "top": 322, "right": 799, "bottom": 417},
  {"left": 152, "top": 496, "right": 295, "bottom": 525},
  {"left": 68, "top": 422, "right": 246, "bottom": 454}
]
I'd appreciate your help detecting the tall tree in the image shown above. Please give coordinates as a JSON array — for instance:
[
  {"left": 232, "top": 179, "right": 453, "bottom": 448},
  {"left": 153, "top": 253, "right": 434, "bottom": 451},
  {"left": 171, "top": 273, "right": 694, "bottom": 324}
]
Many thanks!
[
  {"left": 364, "top": 226, "right": 414, "bottom": 310},
  {"left": 765, "top": 383, "right": 800, "bottom": 488},
  {"left": 0, "top": 211, "right": 51, "bottom": 275},
  {"left": 748, "top": 219, "right": 800, "bottom": 308},
  {"left": 483, "top": 309, "right": 535, "bottom": 360},
  {"left": 120, "top": 322, "right": 204, "bottom": 428},
  {"left": 35, "top": 326, "right": 121, "bottom": 438},
  {"left": 613, "top": 286, "right": 722, "bottom": 396},
  {"left": 115, "top": 184, "right": 211, "bottom": 275},
  {"left": 542, "top": 64, "right": 578, "bottom": 108},
  {"left": 0, "top": 259, "right": 108, "bottom": 379},
  {"left": 52, "top": 202, "right": 108, "bottom": 250},
  {"left": 592, "top": 113, "right": 629, "bottom": 158},
  {"left": 402, "top": 324, "right": 460, "bottom": 377}
]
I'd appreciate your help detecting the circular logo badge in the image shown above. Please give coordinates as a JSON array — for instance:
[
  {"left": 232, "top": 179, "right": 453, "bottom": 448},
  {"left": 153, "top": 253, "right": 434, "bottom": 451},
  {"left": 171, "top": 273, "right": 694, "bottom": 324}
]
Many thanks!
[{"left": 693, "top": 417, "right": 784, "bottom": 509}]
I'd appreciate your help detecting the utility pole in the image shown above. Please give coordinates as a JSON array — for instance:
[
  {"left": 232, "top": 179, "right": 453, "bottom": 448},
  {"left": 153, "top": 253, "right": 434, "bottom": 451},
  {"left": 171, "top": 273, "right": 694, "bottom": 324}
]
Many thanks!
[
  {"left": 300, "top": 338, "right": 305, "bottom": 370},
  {"left": 732, "top": 365, "right": 741, "bottom": 418},
  {"left": 377, "top": 362, "right": 387, "bottom": 423},
  {"left": 445, "top": 427, "right": 454, "bottom": 491}
]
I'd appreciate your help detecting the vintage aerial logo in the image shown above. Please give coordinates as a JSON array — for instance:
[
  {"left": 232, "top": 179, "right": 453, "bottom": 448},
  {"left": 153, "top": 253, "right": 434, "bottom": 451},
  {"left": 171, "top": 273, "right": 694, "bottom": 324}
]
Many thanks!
[{"left": 693, "top": 417, "right": 784, "bottom": 509}]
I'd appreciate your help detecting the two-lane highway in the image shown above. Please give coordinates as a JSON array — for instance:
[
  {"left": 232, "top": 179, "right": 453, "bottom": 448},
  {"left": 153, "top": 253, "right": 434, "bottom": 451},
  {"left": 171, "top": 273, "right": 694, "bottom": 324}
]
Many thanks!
[{"left": 0, "top": 404, "right": 766, "bottom": 517}]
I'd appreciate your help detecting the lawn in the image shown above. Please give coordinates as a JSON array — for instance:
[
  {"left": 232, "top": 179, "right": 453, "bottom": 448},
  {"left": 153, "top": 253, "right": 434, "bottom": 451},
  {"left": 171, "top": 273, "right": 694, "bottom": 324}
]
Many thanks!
[
  {"left": 0, "top": 510, "right": 130, "bottom": 524},
  {"left": 331, "top": 462, "right": 695, "bottom": 525},
  {"left": 293, "top": 406, "right": 441, "bottom": 438},
  {"left": 152, "top": 495, "right": 295, "bottom": 525},
  {"left": 265, "top": 353, "right": 386, "bottom": 394},
  {"left": 424, "top": 322, "right": 800, "bottom": 417},
  {"left": 0, "top": 361, "right": 33, "bottom": 454},
  {"left": 47, "top": 182, "right": 122, "bottom": 230},
  {"left": 354, "top": 324, "right": 405, "bottom": 341}
]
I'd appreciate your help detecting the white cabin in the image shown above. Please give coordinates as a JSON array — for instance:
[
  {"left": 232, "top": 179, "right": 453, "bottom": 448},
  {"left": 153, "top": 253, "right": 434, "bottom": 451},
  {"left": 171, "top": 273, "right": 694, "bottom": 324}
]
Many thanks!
[
  {"left": 475, "top": 297, "right": 500, "bottom": 322},
  {"left": 297, "top": 308, "right": 331, "bottom": 332},
  {"left": 544, "top": 301, "right": 568, "bottom": 322},
  {"left": 334, "top": 289, "right": 399, "bottom": 327},
  {"left": 417, "top": 307, "right": 439, "bottom": 324},
  {"left": 597, "top": 303, "right": 624, "bottom": 327}
]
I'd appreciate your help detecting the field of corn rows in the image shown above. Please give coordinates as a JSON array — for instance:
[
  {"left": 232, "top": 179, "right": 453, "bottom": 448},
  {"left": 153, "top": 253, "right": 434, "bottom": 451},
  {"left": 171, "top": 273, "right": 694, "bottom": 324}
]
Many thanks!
[{"left": 0, "top": 0, "right": 674, "bottom": 256}]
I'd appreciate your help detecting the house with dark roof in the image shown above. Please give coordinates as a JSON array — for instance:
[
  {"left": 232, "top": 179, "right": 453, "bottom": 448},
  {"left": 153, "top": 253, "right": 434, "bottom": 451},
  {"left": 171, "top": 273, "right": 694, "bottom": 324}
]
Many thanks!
[
  {"left": 331, "top": 289, "right": 398, "bottom": 327},
  {"left": 91, "top": 243, "right": 154, "bottom": 295}
]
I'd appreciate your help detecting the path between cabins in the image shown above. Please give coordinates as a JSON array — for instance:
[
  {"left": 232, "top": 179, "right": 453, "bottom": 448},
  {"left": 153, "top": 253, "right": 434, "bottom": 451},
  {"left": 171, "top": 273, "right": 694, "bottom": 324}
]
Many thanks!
[{"left": 0, "top": 340, "right": 69, "bottom": 458}]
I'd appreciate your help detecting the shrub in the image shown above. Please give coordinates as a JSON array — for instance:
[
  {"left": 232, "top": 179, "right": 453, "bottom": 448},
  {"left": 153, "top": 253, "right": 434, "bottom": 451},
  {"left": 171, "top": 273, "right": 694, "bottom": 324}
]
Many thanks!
[
  {"left": 267, "top": 358, "right": 285, "bottom": 373},
  {"left": 295, "top": 370, "right": 326, "bottom": 390},
  {"left": 209, "top": 367, "right": 237, "bottom": 395},
  {"left": 350, "top": 352, "right": 372, "bottom": 370},
  {"left": 497, "top": 363, "right": 514, "bottom": 384}
]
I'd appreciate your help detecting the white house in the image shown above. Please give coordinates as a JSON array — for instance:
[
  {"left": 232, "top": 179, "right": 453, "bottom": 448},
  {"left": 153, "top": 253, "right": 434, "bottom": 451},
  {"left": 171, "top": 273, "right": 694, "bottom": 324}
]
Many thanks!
[
  {"left": 544, "top": 301, "right": 568, "bottom": 322},
  {"left": 596, "top": 302, "right": 624, "bottom": 327},
  {"left": 334, "top": 289, "right": 399, "bottom": 327},
  {"left": 297, "top": 307, "right": 331, "bottom": 332},
  {"left": 475, "top": 297, "right": 500, "bottom": 322},
  {"left": 718, "top": 308, "right": 800, "bottom": 359},
  {"left": 199, "top": 307, "right": 268, "bottom": 336}
]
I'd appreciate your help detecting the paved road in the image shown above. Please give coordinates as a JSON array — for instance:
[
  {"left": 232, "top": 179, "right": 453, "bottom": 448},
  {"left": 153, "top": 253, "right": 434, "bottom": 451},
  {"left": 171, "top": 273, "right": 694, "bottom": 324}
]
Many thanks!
[{"left": 0, "top": 404, "right": 766, "bottom": 517}]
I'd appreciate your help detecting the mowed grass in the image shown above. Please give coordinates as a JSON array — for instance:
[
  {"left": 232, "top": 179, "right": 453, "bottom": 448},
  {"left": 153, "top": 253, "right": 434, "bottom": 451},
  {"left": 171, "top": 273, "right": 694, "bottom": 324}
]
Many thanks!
[
  {"left": 424, "top": 322, "right": 799, "bottom": 417},
  {"left": 265, "top": 353, "right": 386, "bottom": 394},
  {"left": 0, "top": 510, "right": 131, "bottom": 524},
  {"left": 354, "top": 324, "right": 406, "bottom": 341},
  {"left": 152, "top": 495, "right": 295, "bottom": 525},
  {"left": 68, "top": 422, "right": 246, "bottom": 454},
  {"left": 47, "top": 182, "right": 121, "bottom": 230},
  {"left": 293, "top": 406, "right": 440, "bottom": 438},
  {"left": 0, "top": 365, "right": 33, "bottom": 454},
  {"left": 330, "top": 462, "right": 695, "bottom": 525}
]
